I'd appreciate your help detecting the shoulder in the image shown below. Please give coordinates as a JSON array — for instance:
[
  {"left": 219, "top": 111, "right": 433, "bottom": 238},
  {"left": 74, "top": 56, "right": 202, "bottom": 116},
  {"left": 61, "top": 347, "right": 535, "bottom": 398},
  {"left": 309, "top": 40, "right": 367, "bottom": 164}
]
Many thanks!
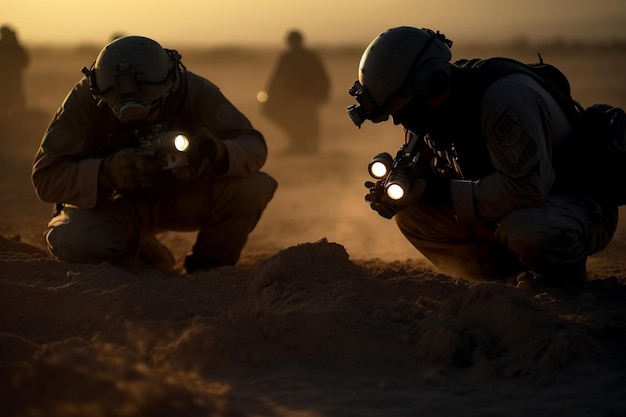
[
  {"left": 62, "top": 77, "right": 100, "bottom": 112},
  {"left": 482, "top": 73, "right": 554, "bottom": 117},
  {"left": 184, "top": 71, "right": 220, "bottom": 91},
  {"left": 486, "top": 73, "right": 546, "bottom": 98}
]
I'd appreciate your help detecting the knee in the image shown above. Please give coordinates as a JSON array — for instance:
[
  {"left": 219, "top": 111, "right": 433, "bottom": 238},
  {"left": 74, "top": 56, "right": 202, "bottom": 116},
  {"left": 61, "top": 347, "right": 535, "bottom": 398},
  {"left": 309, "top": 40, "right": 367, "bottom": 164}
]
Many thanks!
[
  {"left": 496, "top": 209, "right": 583, "bottom": 265},
  {"left": 46, "top": 209, "right": 138, "bottom": 264},
  {"left": 395, "top": 203, "right": 458, "bottom": 241},
  {"left": 234, "top": 172, "right": 278, "bottom": 208}
]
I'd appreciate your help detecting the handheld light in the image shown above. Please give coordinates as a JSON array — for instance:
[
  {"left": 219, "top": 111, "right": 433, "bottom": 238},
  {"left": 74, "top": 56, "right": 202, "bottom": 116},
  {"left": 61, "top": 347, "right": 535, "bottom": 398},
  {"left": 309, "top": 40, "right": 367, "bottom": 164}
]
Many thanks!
[{"left": 368, "top": 152, "right": 393, "bottom": 179}]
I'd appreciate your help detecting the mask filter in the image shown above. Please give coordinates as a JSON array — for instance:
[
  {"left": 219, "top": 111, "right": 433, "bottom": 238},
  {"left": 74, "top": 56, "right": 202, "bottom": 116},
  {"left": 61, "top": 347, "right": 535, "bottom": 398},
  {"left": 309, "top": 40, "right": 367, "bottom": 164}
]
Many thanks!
[{"left": 111, "top": 102, "right": 150, "bottom": 122}]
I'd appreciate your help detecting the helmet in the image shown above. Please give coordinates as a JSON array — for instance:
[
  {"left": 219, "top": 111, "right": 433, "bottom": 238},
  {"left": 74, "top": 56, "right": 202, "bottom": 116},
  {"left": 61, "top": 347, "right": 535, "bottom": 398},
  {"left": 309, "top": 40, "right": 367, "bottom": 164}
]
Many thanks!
[
  {"left": 286, "top": 29, "right": 303, "bottom": 47},
  {"left": 347, "top": 27, "right": 452, "bottom": 127},
  {"left": 84, "top": 36, "right": 180, "bottom": 122}
]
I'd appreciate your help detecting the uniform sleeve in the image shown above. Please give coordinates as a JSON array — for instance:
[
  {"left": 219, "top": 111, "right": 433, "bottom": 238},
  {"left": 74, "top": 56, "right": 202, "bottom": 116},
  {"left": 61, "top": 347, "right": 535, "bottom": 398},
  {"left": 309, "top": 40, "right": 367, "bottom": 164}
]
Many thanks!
[
  {"left": 187, "top": 74, "right": 268, "bottom": 176},
  {"left": 31, "top": 80, "right": 104, "bottom": 209},
  {"left": 451, "top": 74, "right": 557, "bottom": 222}
]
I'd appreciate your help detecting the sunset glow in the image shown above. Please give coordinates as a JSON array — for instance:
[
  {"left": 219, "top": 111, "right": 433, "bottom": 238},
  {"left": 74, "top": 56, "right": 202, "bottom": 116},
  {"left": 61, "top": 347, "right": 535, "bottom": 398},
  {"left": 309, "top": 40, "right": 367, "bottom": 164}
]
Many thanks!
[{"left": 2, "top": 0, "right": 625, "bottom": 48}]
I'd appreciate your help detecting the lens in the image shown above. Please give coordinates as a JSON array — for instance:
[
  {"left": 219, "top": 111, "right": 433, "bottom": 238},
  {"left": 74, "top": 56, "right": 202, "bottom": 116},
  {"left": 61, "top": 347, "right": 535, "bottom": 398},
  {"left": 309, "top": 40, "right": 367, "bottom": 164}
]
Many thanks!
[
  {"left": 368, "top": 152, "right": 393, "bottom": 179},
  {"left": 386, "top": 183, "right": 405, "bottom": 200},
  {"left": 385, "top": 170, "right": 410, "bottom": 200},
  {"left": 347, "top": 104, "right": 366, "bottom": 128},
  {"left": 173, "top": 134, "right": 190, "bottom": 152},
  {"left": 150, "top": 132, "right": 190, "bottom": 153},
  {"left": 370, "top": 162, "right": 388, "bottom": 179}
]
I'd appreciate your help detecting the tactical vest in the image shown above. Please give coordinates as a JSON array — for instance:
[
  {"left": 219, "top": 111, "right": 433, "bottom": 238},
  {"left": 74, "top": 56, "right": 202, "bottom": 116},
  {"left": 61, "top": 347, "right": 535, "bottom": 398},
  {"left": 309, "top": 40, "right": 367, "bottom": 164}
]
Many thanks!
[{"left": 425, "top": 57, "right": 581, "bottom": 187}]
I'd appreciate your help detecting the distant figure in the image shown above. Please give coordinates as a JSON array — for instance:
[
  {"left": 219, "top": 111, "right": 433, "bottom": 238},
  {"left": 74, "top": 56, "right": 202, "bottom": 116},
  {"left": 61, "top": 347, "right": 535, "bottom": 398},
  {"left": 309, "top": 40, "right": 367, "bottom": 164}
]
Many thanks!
[
  {"left": 261, "top": 29, "right": 330, "bottom": 154},
  {"left": 0, "top": 25, "right": 29, "bottom": 118}
]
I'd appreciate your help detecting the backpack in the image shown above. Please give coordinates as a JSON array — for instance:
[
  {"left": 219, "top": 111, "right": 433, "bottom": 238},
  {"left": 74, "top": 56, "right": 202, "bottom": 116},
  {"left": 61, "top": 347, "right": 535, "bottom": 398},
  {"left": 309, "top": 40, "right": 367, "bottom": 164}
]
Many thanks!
[{"left": 456, "top": 57, "right": 626, "bottom": 206}]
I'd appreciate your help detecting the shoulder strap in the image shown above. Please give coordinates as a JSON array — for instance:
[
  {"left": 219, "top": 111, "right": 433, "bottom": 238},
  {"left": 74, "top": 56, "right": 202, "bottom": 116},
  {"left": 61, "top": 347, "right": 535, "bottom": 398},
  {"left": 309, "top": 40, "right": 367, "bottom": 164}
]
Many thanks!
[{"left": 455, "top": 56, "right": 584, "bottom": 121}]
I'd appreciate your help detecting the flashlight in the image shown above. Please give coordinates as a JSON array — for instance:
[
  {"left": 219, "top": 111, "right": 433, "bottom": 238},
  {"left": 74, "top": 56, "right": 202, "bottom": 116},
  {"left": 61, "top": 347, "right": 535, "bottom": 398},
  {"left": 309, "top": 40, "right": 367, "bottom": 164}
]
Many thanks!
[
  {"left": 367, "top": 151, "right": 410, "bottom": 200},
  {"left": 384, "top": 170, "right": 411, "bottom": 201},
  {"left": 150, "top": 132, "right": 190, "bottom": 153},
  {"left": 140, "top": 131, "right": 191, "bottom": 169},
  {"left": 368, "top": 152, "right": 393, "bottom": 179},
  {"left": 367, "top": 133, "right": 422, "bottom": 202}
]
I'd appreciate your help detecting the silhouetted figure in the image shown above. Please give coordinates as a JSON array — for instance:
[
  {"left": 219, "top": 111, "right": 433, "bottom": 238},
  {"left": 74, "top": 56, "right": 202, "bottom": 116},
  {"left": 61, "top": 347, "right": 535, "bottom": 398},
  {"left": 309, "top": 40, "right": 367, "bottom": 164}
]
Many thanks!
[
  {"left": 262, "top": 30, "right": 330, "bottom": 154},
  {"left": 349, "top": 26, "right": 619, "bottom": 286},
  {"left": 32, "top": 36, "right": 276, "bottom": 273},
  {"left": 0, "top": 25, "right": 29, "bottom": 119}
]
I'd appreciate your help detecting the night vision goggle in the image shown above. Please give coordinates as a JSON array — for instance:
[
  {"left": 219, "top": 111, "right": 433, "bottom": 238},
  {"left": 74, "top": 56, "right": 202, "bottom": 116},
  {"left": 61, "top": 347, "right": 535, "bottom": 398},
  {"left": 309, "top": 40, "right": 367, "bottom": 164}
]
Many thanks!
[
  {"left": 346, "top": 80, "right": 390, "bottom": 128},
  {"left": 82, "top": 56, "right": 177, "bottom": 122}
]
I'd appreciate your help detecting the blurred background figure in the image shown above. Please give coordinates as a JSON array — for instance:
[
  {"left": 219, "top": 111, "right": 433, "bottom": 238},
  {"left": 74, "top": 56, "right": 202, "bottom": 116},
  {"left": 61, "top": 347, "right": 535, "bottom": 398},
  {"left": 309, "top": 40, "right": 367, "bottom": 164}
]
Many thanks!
[
  {"left": 259, "top": 29, "right": 330, "bottom": 155},
  {"left": 0, "top": 25, "right": 29, "bottom": 120}
]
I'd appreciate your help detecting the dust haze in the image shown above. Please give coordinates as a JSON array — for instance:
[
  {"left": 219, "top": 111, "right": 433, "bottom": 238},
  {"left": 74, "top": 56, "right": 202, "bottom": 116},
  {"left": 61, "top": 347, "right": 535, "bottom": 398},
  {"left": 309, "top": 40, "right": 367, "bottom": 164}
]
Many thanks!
[
  {"left": 9, "top": 41, "right": 626, "bottom": 268},
  {"left": 1, "top": 41, "right": 626, "bottom": 417}
]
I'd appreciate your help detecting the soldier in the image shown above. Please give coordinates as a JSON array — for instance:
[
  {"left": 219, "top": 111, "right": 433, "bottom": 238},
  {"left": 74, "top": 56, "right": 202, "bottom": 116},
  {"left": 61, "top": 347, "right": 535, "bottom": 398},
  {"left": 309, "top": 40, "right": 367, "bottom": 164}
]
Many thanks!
[
  {"left": 32, "top": 36, "right": 277, "bottom": 273},
  {"left": 261, "top": 29, "right": 330, "bottom": 154},
  {"left": 347, "top": 26, "right": 618, "bottom": 286},
  {"left": 0, "top": 25, "right": 29, "bottom": 118}
]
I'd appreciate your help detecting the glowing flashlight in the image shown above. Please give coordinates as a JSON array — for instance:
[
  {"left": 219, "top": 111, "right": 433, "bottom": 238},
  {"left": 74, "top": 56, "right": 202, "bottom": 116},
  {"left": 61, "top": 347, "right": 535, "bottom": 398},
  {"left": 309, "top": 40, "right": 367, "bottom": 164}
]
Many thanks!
[
  {"left": 384, "top": 170, "right": 411, "bottom": 201},
  {"left": 141, "top": 131, "right": 191, "bottom": 169},
  {"left": 172, "top": 134, "right": 190, "bottom": 152},
  {"left": 150, "top": 132, "right": 190, "bottom": 153},
  {"left": 368, "top": 152, "right": 393, "bottom": 179}
]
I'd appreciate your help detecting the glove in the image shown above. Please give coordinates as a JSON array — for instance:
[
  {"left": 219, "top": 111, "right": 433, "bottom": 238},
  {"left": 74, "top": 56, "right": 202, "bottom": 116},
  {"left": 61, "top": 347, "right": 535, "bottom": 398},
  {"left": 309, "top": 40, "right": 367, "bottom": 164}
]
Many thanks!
[
  {"left": 195, "top": 127, "right": 228, "bottom": 173},
  {"left": 169, "top": 127, "right": 229, "bottom": 185},
  {"left": 364, "top": 178, "right": 427, "bottom": 219},
  {"left": 100, "top": 148, "right": 166, "bottom": 190}
]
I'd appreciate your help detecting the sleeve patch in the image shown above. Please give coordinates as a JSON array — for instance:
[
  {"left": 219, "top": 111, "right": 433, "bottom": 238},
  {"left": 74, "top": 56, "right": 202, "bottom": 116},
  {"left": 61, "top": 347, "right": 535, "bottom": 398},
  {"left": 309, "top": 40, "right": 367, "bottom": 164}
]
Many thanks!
[{"left": 485, "top": 106, "right": 537, "bottom": 173}]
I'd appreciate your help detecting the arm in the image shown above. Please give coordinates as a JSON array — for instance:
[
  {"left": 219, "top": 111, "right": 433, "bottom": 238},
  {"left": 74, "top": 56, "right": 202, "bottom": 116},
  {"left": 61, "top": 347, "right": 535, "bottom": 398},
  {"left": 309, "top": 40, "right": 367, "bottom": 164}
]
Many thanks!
[
  {"left": 184, "top": 73, "right": 268, "bottom": 176},
  {"left": 32, "top": 79, "right": 107, "bottom": 209},
  {"left": 452, "top": 74, "right": 560, "bottom": 222}
]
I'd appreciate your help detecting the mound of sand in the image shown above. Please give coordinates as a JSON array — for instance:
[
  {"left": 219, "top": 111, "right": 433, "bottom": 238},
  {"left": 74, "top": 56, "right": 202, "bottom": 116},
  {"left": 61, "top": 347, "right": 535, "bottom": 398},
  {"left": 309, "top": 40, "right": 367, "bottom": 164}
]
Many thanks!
[
  {"left": 1, "top": 236, "right": 625, "bottom": 417},
  {"left": 2, "top": 44, "right": 626, "bottom": 416}
]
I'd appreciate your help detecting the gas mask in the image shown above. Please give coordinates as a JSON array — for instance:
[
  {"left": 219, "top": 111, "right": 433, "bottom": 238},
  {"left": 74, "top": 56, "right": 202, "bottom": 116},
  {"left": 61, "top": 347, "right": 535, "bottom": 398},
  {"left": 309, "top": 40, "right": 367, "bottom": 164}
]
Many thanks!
[{"left": 82, "top": 60, "right": 175, "bottom": 123}]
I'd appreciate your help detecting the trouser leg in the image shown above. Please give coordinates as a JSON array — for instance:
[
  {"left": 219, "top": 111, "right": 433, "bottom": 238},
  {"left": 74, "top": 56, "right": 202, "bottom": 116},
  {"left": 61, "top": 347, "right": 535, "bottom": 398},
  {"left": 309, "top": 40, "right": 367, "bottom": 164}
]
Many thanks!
[
  {"left": 155, "top": 171, "right": 278, "bottom": 270},
  {"left": 395, "top": 195, "right": 619, "bottom": 283},
  {"left": 45, "top": 171, "right": 277, "bottom": 270},
  {"left": 496, "top": 194, "right": 618, "bottom": 283},
  {"left": 45, "top": 197, "right": 141, "bottom": 264},
  {"left": 395, "top": 203, "right": 523, "bottom": 281}
]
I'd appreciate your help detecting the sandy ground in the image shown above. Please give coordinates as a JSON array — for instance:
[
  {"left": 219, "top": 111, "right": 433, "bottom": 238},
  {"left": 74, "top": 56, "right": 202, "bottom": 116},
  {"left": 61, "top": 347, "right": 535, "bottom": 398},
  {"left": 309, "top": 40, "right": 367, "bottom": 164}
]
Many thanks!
[{"left": 1, "top": 42, "right": 625, "bottom": 417}]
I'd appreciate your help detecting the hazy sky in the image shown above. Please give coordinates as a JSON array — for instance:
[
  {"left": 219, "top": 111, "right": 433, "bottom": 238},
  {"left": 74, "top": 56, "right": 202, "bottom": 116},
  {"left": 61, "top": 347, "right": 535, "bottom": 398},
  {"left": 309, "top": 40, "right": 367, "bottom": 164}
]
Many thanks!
[{"left": 3, "top": 0, "right": 626, "bottom": 48}]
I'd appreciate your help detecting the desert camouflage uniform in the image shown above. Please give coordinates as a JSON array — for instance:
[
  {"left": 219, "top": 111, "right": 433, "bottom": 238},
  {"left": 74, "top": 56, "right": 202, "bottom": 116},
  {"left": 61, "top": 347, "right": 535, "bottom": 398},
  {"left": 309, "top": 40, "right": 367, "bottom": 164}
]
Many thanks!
[
  {"left": 32, "top": 72, "right": 277, "bottom": 270},
  {"left": 395, "top": 73, "right": 618, "bottom": 282}
]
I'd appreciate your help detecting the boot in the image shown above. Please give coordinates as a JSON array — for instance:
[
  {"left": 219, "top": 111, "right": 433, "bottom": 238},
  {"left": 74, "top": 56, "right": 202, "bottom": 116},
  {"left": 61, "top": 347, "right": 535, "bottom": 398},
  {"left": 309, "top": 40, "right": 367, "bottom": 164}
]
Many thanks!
[{"left": 138, "top": 235, "right": 175, "bottom": 271}]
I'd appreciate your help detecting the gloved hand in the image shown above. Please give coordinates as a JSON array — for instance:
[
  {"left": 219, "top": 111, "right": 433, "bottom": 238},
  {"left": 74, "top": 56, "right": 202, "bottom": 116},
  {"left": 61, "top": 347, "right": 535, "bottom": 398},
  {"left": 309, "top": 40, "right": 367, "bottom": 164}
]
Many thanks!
[
  {"left": 193, "top": 127, "right": 228, "bottom": 173},
  {"left": 100, "top": 148, "right": 166, "bottom": 190},
  {"left": 364, "top": 178, "right": 427, "bottom": 219},
  {"left": 364, "top": 176, "right": 452, "bottom": 218},
  {"left": 169, "top": 127, "right": 229, "bottom": 185}
]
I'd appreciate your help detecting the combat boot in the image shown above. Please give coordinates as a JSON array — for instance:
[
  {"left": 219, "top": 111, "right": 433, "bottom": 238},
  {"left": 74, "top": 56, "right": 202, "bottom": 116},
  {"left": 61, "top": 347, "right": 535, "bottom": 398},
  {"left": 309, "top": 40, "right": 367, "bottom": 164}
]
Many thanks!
[{"left": 138, "top": 235, "right": 175, "bottom": 271}]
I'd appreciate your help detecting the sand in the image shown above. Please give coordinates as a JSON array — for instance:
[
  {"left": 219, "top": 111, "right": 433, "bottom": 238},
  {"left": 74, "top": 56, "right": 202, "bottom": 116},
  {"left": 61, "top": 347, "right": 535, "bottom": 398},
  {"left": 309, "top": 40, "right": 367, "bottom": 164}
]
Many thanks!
[{"left": 1, "top": 42, "right": 625, "bottom": 417}]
